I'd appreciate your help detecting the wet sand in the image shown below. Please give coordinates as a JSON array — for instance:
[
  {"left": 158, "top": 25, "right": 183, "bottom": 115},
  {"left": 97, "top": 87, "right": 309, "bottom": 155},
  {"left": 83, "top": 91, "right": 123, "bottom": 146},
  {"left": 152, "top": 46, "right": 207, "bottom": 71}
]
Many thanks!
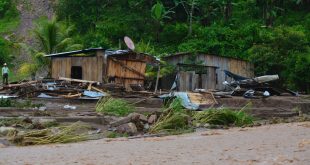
[{"left": 1, "top": 122, "right": 309, "bottom": 165}]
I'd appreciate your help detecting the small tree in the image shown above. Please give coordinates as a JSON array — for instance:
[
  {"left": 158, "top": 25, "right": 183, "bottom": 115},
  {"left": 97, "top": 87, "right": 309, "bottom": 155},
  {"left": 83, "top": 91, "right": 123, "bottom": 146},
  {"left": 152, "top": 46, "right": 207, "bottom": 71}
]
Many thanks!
[
  {"left": 20, "top": 17, "right": 83, "bottom": 78},
  {"left": 151, "top": 1, "right": 175, "bottom": 42}
]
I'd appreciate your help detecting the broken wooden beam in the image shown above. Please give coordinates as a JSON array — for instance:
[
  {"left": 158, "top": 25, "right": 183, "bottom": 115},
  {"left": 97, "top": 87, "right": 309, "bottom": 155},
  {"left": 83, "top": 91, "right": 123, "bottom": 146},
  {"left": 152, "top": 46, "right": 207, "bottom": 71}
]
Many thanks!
[
  {"left": 58, "top": 77, "right": 99, "bottom": 84},
  {"left": 7, "top": 81, "right": 38, "bottom": 88}
]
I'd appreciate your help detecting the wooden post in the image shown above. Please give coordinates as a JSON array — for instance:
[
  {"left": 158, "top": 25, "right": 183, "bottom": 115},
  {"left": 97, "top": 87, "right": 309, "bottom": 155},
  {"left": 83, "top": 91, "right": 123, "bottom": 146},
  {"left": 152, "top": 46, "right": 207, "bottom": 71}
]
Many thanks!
[{"left": 154, "top": 65, "right": 161, "bottom": 94}]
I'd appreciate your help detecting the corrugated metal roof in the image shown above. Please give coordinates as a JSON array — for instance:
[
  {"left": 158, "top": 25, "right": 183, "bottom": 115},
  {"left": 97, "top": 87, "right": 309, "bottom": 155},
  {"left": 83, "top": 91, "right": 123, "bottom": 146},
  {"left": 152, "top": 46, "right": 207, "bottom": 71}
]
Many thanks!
[
  {"left": 45, "top": 48, "right": 105, "bottom": 57},
  {"left": 105, "top": 49, "right": 132, "bottom": 56},
  {"left": 45, "top": 48, "right": 160, "bottom": 64}
]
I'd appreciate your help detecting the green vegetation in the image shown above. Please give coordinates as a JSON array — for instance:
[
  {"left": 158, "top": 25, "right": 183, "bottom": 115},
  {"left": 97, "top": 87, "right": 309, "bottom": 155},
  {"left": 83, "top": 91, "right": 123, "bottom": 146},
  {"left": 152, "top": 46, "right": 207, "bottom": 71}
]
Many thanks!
[
  {"left": 0, "top": 118, "right": 58, "bottom": 130},
  {"left": 96, "top": 97, "right": 134, "bottom": 116},
  {"left": 0, "top": 98, "right": 44, "bottom": 108},
  {"left": 149, "top": 98, "right": 192, "bottom": 134},
  {"left": 193, "top": 109, "right": 254, "bottom": 127},
  {"left": 0, "top": 0, "right": 19, "bottom": 79},
  {"left": 150, "top": 98, "right": 254, "bottom": 133},
  {"left": 0, "top": 0, "right": 19, "bottom": 34},
  {"left": 106, "top": 131, "right": 128, "bottom": 138},
  {"left": 54, "top": 0, "right": 310, "bottom": 92},
  {"left": 0, "top": 0, "right": 309, "bottom": 92},
  {"left": 0, "top": 98, "right": 11, "bottom": 107},
  {"left": 0, "top": 118, "right": 29, "bottom": 127},
  {"left": 18, "top": 17, "right": 83, "bottom": 77}
]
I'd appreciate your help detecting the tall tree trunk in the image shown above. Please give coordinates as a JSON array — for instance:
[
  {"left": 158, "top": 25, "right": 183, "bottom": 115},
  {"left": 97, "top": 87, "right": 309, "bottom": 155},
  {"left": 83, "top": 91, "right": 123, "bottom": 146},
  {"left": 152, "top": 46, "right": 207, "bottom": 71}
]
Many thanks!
[
  {"left": 188, "top": 0, "right": 195, "bottom": 37},
  {"left": 224, "top": 0, "right": 232, "bottom": 22}
]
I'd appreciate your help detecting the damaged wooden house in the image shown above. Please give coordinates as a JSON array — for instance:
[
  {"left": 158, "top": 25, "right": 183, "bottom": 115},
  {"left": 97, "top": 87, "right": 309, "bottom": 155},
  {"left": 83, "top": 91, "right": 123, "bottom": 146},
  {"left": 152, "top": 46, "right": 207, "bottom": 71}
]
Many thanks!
[
  {"left": 45, "top": 48, "right": 159, "bottom": 91},
  {"left": 161, "top": 52, "right": 254, "bottom": 91}
]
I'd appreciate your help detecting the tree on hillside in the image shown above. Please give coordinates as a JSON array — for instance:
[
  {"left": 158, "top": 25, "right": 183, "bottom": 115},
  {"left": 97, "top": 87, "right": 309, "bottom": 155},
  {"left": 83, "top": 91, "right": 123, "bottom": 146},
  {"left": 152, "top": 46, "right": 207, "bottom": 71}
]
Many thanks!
[
  {"left": 0, "top": 37, "right": 11, "bottom": 65},
  {"left": 151, "top": 1, "right": 175, "bottom": 42},
  {"left": 19, "top": 17, "right": 83, "bottom": 77},
  {"left": 256, "top": 0, "right": 283, "bottom": 27}
]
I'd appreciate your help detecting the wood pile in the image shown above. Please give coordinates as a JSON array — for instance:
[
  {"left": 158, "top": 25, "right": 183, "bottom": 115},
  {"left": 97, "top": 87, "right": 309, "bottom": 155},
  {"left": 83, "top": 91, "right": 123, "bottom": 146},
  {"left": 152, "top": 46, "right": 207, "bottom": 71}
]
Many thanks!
[{"left": 0, "top": 78, "right": 109, "bottom": 99}]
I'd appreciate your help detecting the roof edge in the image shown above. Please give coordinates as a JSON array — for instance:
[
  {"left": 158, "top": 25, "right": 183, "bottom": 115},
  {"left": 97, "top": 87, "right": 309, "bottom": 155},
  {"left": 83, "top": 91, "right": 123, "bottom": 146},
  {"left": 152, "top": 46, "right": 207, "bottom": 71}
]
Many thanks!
[
  {"left": 163, "top": 52, "right": 250, "bottom": 62},
  {"left": 45, "top": 48, "right": 105, "bottom": 57}
]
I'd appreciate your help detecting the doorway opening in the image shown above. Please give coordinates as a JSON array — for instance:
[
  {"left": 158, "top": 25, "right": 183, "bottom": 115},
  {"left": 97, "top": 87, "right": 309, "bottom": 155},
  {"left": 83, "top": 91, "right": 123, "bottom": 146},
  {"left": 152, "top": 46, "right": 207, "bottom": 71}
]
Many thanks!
[{"left": 71, "top": 66, "right": 82, "bottom": 79}]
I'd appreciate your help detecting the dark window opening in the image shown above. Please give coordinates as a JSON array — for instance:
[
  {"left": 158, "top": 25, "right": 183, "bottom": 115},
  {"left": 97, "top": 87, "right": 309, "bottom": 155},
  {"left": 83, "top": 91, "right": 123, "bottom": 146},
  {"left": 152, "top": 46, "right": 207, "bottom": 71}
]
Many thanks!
[
  {"left": 71, "top": 66, "right": 82, "bottom": 79},
  {"left": 198, "top": 74, "right": 202, "bottom": 89}
]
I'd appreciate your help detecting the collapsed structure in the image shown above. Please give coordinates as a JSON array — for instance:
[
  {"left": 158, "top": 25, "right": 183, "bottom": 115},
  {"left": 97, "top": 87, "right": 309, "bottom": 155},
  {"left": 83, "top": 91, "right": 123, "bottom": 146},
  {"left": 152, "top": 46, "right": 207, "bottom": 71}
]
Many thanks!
[{"left": 161, "top": 52, "right": 254, "bottom": 91}]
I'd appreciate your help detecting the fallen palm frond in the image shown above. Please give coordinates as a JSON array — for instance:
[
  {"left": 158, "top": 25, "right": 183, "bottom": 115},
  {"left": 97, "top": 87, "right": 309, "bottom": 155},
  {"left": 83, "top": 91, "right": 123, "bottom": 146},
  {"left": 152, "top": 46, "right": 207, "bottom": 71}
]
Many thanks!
[
  {"left": 8, "top": 122, "right": 92, "bottom": 146},
  {"left": 96, "top": 97, "right": 134, "bottom": 116},
  {"left": 149, "top": 98, "right": 191, "bottom": 133},
  {"left": 193, "top": 108, "right": 253, "bottom": 127}
]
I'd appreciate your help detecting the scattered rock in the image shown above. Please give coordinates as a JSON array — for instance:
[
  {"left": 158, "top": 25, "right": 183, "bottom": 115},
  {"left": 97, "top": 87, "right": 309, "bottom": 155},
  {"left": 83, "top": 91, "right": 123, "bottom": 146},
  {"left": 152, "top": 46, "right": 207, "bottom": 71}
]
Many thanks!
[
  {"left": 144, "top": 123, "right": 150, "bottom": 130},
  {"left": 195, "top": 123, "right": 201, "bottom": 127},
  {"left": 110, "top": 115, "right": 135, "bottom": 127},
  {"left": 129, "top": 113, "right": 141, "bottom": 121},
  {"left": 116, "top": 122, "right": 138, "bottom": 135},
  {"left": 203, "top": 123, "right": 210, "bottom": 128},
  {"left": 0, "top": 127, "right": 16, "bottom": 136},
  {"left": 39, "top": 106, "right": 47, "bottom": 111},
  {"left": 201, "top": 131, "right": 222, "bottom": 136},
  {"left": 148, "top": 114, "right": 157, "bottom": 124},
  {"left": 0, "top": 143, "right": 6, "bottom": 148},
  {"left": 110, "top": 113, "right": 145, "bottom": 127},
  {"left": 32, "top": 118, "right": 56, "bottom": 125},
  {"left": 23, "top": 117, "right": 33, "bottom": 123},
  {"left": 139, "top": 114, "right": 148, "bottom": 123}
]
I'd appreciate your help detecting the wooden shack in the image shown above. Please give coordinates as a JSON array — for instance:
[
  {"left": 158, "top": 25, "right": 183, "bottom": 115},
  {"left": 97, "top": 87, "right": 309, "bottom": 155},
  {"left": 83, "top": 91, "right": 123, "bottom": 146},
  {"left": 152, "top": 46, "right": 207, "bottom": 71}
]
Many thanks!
[
  {"left": 45, "top": 48, "right": 158, "bottom": 90},
  {"left": 162, "top": 53, "right": 254, "bottom": 91}
]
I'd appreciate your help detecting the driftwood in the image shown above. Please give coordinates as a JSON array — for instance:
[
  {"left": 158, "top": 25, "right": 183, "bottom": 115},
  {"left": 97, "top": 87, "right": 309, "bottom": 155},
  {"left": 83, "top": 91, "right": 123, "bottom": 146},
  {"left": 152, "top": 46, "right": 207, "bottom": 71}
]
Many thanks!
[
  {"left": 91, "top": 86, "right": 106, "bottom": 94},
  {"left": 58, "top": 77, "right": 99, "bottom": 84},
  {"left": 7, "top": 81, "right": 38, "bottom": 88},
  {"left": 60, "top": 93, "right": 82, "bottom": 98}
]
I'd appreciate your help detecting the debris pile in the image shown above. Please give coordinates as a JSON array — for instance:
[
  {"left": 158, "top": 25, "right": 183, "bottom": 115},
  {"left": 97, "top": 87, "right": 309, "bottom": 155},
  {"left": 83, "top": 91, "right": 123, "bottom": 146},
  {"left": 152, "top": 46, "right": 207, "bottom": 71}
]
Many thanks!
[
  {"left": 218, "top": 70, "right": 298, "bottom": 98},
  {"left": 0, "top": 77, "right": 107, "bottom": 99}
]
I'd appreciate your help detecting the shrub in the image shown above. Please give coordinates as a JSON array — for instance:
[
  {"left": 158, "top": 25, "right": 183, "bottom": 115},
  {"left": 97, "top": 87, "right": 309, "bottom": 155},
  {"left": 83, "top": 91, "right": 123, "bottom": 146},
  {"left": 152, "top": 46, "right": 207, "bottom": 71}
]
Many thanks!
[{"left": 0, "top": 98, "right": 11, "bottom": 107}]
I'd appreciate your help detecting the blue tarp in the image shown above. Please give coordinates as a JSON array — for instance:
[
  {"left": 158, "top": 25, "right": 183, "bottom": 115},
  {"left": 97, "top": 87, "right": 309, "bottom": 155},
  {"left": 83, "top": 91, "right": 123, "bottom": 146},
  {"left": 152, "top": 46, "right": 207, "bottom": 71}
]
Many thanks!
[
  {"left": 83, "top": 90, "right": 106, "bottom": 98},
  {"left": 159, "top": 92, "right": 199, "bottom": 110}
]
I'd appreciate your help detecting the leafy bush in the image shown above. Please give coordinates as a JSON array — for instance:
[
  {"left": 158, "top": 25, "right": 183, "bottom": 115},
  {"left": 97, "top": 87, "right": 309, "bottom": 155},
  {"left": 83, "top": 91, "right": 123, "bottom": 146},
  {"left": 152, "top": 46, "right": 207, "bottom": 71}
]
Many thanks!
[
  {"left": 95, "top": 97, "right": 134, "bottom": 116},
  {"left": 0, "top": 37, "right": 11, "bottom": 65},
  {"left": 248, "top": 25, "right": 310, "bottom": 92},
  {"left": 0, "top": 0, "right": 10, "bottom": 17},
  {"left": 0, "top": 98, "right": 11, "bottom": 107}
]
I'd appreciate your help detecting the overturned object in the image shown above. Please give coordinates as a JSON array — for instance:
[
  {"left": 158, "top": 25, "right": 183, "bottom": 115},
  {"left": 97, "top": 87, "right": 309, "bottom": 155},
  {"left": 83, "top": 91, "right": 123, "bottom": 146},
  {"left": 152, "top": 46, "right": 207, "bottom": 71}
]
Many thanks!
[
  {"left": 228, "top": 74, "right": 279, "bottom": 88},
  {"left": 223, "top": 70, "right": 297, "bottom": 96}
]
